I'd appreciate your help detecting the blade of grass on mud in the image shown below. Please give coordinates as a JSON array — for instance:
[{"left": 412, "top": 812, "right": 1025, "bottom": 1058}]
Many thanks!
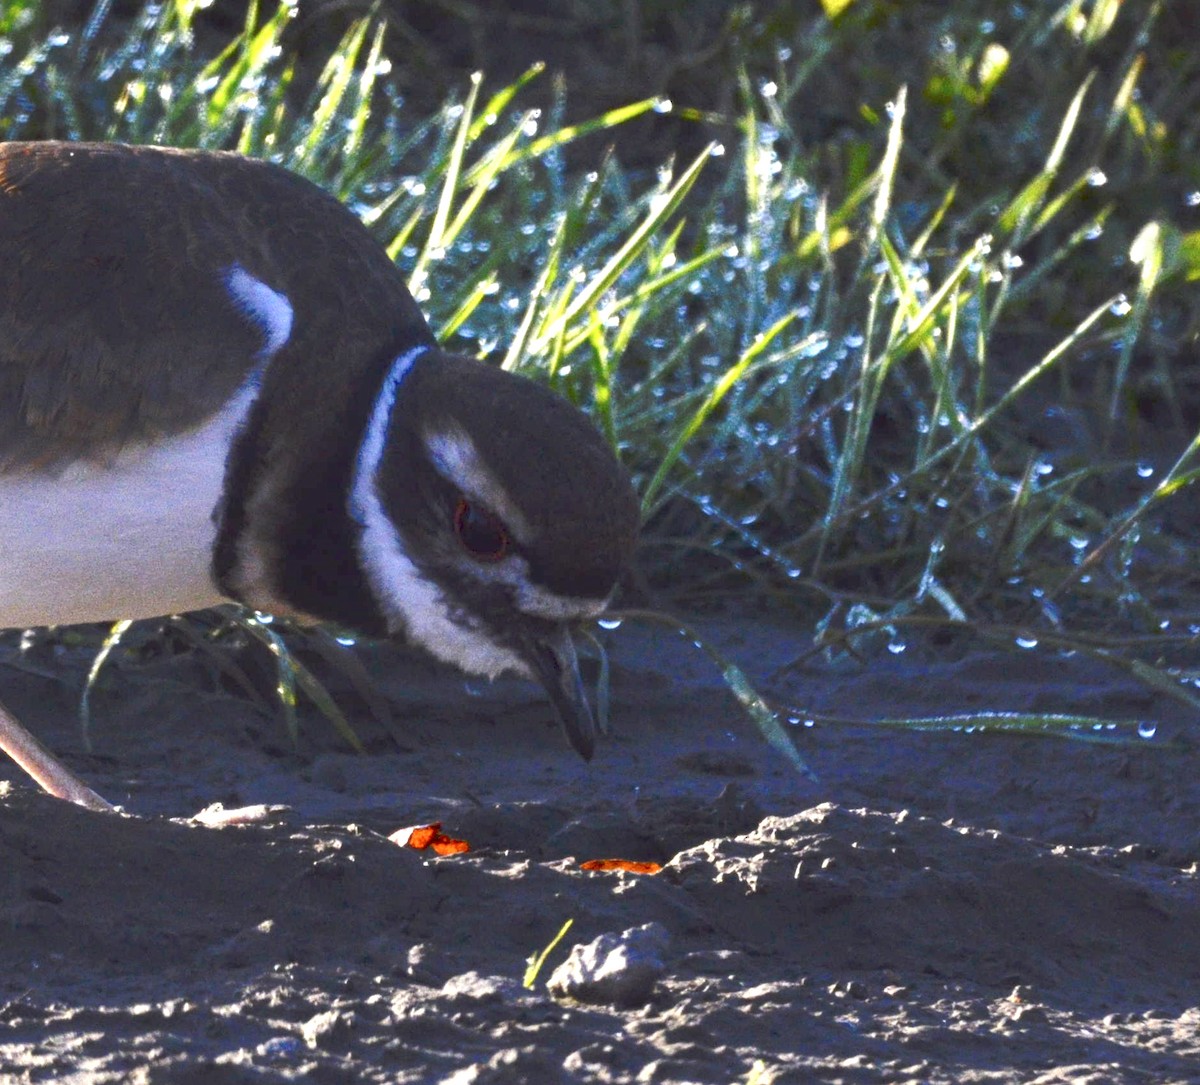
[
  {"left": 795, "top": 711, "right": 1167, "bottom": 747},
  {"left": 80, "top": 619, "right": 134, "bottom": 753},
  {"left": 524, "top": 918, "right": 573, "bottom": 990}
]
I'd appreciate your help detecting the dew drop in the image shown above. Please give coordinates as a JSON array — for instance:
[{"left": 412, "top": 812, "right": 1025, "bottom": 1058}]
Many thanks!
[
  {"left": 1015, "top": 635, "right": 1038, "bottom": 649},
  {"left": 1137, "top": 721, "right": 1157, "bottom": 740},
  {"left": 597, "top": 618, "right": 623, "bottom": 631}
]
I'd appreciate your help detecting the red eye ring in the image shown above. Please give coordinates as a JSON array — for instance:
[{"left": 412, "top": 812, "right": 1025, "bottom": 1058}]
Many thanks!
[{"left": 453, "top": 498, "right": 510, "bottom": 562}]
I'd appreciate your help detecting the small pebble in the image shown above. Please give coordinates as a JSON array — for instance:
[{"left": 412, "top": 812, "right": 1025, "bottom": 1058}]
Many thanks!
[
  {"left": 547, "top": 922, "right": 668, "bottom": 1008},
  {"left": 301, "top": 1009, "right": 357, "bottom": 1051},
  {"left": 828, "top": 979, "right": 869, "bottom": 1000},
  {"left": 1010, "top": 1004, "right": 1048, "bottom": 1025}
]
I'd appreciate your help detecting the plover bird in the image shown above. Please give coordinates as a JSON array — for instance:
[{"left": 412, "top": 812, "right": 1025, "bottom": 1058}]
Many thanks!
[{"left": 0, "top": 141, "right": 639, "bottom": 812}]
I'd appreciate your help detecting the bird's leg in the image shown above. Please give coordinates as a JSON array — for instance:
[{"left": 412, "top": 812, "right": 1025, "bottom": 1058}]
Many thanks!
[{"left": 0, "top": 699, "right": 116, "bottom": 813}]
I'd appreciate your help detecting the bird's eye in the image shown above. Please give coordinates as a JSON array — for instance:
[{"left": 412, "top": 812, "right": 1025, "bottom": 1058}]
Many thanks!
[{"left": 453, "top": 498, "right": 509, "bottom": 561}]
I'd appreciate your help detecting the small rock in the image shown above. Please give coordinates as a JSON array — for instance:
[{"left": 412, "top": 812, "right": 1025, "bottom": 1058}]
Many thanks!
[
  {"left": 547, "top": 922, "right": 669, "bottom": 1008},
  {"left": 441, "top": 971, "right": 525, "bottom": 1004},
  {"left": 301, "top": 1009, "right": 357, "bottom": 1051},
  {"left": 257, "top": 1035, "right": 304, "bottom": 1061},
  {"left": 1010, "top": 1004, "right": 1048, "bottom": 1025},
  {"left": 828, "top": 979, "right": 869, "bottom": 1000},
  {"left": 440, "top": 1047, "right": 564, "bottom": 1084}
]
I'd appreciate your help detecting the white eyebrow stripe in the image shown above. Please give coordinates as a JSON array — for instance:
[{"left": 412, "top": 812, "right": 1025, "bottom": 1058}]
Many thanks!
[
  {"left": 224, "top": 265, "right": 294, "bottom": 358},
  {"left": 423, "top": 427, "right": 532, "bottom": 543}
]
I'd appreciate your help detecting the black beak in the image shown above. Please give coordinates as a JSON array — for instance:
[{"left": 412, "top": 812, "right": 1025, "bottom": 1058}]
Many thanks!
[{"left": 523, "top": 625, "right": 596, "bottom": 761}]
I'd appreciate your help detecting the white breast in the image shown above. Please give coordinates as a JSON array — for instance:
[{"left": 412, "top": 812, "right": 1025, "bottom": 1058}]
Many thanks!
[{"left": 0, "top": 391, "right": 254, "bottom": 630}]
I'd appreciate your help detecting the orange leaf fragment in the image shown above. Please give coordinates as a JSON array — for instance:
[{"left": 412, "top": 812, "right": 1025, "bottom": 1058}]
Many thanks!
[
  {"left": 390, "top": 821, "right": 471, "bottom": 856},
  {"left": 579, "top": 858, "right": 662, "bottom": 874}
]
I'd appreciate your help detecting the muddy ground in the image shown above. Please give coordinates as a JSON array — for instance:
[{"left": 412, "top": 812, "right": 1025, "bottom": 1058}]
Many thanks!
[{"left": 0, "top": 616, "right": 1196, "bottom": 1083}]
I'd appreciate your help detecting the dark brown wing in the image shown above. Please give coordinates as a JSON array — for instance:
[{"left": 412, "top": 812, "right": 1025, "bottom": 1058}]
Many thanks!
[{"left": 0, "top": 141, "right": 431, "bottom": 470}]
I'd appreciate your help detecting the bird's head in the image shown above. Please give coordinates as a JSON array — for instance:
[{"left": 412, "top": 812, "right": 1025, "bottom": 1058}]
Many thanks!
[{"left": 350, "top": 347, "right": 640, "bottom": 759}]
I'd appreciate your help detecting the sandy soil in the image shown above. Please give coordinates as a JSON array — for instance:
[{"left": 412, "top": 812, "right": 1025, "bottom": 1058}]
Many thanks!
[{"left": 0, "top": 616, "right": 1196, "bottom": 1084}]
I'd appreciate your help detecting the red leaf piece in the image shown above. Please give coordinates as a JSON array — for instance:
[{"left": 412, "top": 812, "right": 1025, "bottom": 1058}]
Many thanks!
[
  {"left": 579, "top": 858, "right": 662, "bottom": 874},
  {"left": 390, "top": 822, "right": 471, "bottom": 855}
]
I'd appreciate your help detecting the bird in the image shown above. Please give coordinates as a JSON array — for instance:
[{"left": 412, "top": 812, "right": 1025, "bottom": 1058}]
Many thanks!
[{"left": 0, "top": 140, "right": 640, "bottom": 813}]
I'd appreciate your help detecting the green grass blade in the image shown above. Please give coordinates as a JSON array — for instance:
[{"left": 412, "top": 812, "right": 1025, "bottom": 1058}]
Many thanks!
[
  {"left": 533, "top": 145, "right": 714, "bottom": 353},
  {"left": 642, "top": 312, "right": 795, "bottom": 512},
  {"left": 524, "top": 919, "right": 573, "bottom": 989},
  {"left": 80, "top": 619, "right": 134, "bottom": 753}
]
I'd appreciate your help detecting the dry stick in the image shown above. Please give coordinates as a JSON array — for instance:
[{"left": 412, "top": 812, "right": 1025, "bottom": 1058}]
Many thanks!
[{"left": 0, "top": 700, "right": 115, "bottom": 813}]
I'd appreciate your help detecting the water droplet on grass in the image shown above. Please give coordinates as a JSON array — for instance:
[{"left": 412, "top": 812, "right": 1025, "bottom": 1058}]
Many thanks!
[
  {"left": 1137, "top": 722, "right": 1157, "bottom": 740},
  {"left": 598, "top": 618, "right": 623, "bottom": 631},
  {"left": 1015, "top": 635, "right": 1038, "bottom": 649}
]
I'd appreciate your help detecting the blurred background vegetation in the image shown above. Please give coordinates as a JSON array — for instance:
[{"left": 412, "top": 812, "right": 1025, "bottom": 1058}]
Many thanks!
[{"left": 1, "top": 0, "right": 1197, "bottom": 717}]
